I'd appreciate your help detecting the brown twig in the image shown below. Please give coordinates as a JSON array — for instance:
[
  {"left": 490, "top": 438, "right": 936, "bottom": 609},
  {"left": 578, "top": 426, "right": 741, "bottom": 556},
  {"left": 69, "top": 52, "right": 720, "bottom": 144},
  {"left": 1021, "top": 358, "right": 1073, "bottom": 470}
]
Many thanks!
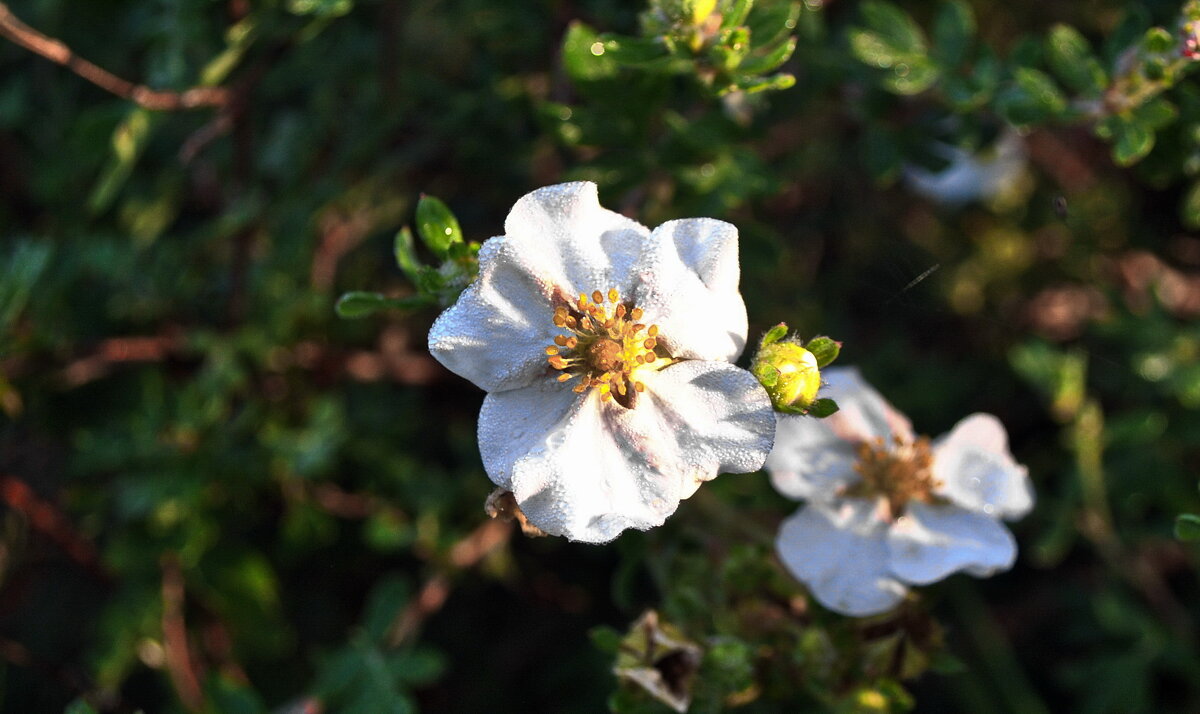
[
  {"left": 385, "top": 519, "right": 512, "bottom": 647},
  {"left": 0, "top": 474, "right": 107, "bottom": 582},
  {"left": 161, "top": 555, "right": 205, "bottom": 712},
  {"left": 0, "top": 3, "right": 230, "bottom": 110}
]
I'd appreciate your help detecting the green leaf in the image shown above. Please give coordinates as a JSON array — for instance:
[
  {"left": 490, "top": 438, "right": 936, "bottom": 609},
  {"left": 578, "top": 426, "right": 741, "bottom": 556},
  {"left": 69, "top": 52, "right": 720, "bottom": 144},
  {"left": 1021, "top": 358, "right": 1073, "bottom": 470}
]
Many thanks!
[
  {"left": 1175, "top": 513, "right": 1200, "bottom": 540},
  {"left": 739, "top": 36, "right": 797, "bottom": 75},
  {"left": 1181, "top": 180, "right": 1200, "bottom": 228},
  {"left": 363, "top": 575, "right": 410, "bottom": 642},
  {"left": 859, "top": 0, "right": 927, "bottom": 56},
  {"left": 393, "top": 227, "right": 422, "bottom": 284},
  {"left": 883, "top": 58, "right": 939, "bottom": 95},
  {"left": 760, "top": 323, "right": 788, "bottom": 346},
  {"left": 932, "top": 0, "right": 975, "bottom": 67},
  {"left": 1133, "top": 97, "right": 1177, "bottom": 130},
  {"left": 746, "top": 1, "right": 800, "bottom": 50},
  {"left": 597, "top": 34, "right": 672, "bottom": 66},
  {"left": 722, "top": 0, "right": 754, "bottom": 30},
  {"left": 388, "top": 646, "right": 446, "bottom": 686},
  {"left": 335, "top": 292, "right": 432, "bottom": 318},
  {"left": 732, "top": 73, "right": 796, "bottom": 94},
  {"left": 1111, "top": 118, "right": 1154, "bottom": 166},
  {"left": 89, "top": 109, "right": 158, "bottom": 214},
  {"left": 415, "top": 195, "right": 462, "bottom": 258},
  {"left": 804, "top": 336, "right": 841, "bottom": 368},
  {"left": 997, "top": 68, "right": 1068, "bottom": 125},
  {"left": 806, "top": 398, "right": 839, "bottom": 418},
  {"left": 1045, "top": 24, "right": 1108, "bottom": 95},
  {"left": 1142, "top": 27, "right": 1175, "bottom": 54},
  {"left": 562, "top": 21, "right": 619, "bottom": 83},
  {"left": 590, "top": 625, "right": 623, "bottom": 653},
  {"left": 862, "top": 126, "right": 902, "bottom": 184}
]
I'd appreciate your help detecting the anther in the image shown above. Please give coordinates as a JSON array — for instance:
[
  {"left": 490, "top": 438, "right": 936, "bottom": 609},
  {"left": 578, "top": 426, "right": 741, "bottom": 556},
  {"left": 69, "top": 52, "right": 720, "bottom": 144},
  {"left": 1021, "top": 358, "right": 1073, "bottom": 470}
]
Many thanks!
[
  {"left": 634, "top": 381, "right": 645, "bottom": 392},
  {"left": 545, "top": 346, "right": 559, "bottom": 355},
  {"left": 607, "top": 288, "right": 619, "bottom": 303},
  {"left": 643, "top": 338, "right": 656, "bottom": 349},
  {"left": 557, "top": 373, "right": 573, "bottom": 382},
  {"left": 592, "top": 290, "right": 604, "bottom": 304},
  {"left": 648, "top": 325, "right": 659, "bottom": 337},
  {"left": 631, "top": 308, "right": 643, "bottom": 320}
]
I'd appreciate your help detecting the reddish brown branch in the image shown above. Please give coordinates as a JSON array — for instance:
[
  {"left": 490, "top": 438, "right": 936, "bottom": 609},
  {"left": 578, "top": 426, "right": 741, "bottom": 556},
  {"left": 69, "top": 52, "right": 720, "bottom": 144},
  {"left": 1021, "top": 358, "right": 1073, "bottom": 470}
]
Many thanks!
[
  {"left": 161, "top": 555, "right": 205, "bottom": 712},
  {"left": 0, "top": 2, "right": 229, "bottom": 110},
  {"left": 0, "top": 474, "right": 106, "bottom": 581},
  {"left": 386, "top": 519, "right": 512, "bottom": 647}
]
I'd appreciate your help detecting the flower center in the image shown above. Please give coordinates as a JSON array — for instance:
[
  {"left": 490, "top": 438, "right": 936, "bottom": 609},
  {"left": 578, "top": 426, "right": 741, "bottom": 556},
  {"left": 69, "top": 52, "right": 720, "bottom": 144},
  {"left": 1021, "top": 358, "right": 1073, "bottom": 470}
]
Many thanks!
[
  {"left": 844, "top": 436, "right": 941, "bottom": 519},
  {"left": 543, "top": 288, "right": 667, "bottom": 409}
]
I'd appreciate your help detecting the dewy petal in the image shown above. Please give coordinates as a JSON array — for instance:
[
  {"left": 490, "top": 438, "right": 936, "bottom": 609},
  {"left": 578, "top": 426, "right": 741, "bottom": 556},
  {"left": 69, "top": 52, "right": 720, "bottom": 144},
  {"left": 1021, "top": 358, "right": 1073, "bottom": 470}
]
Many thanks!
[
  {"left": 819, "top": 368, "right": 915, "bottom": 444},
  {"left": 777, "top": 499, "right": 908, "bottom": 617},
  {"left": 765, "top": 413, "right": 860, "bottom": 503},
  {"left": 503, "top": 182, "right": 650, "bottom": 298},
  {"left": 630, "top": 218, "right": 748, "bottom": 363},
  {"left": 932, "top": 413, "right": 1033, "bottom": 519},
  {"left": 428, "top": 182, "right": 650, "bottom": 392},
  {"left": 477, "top": 360, "right": 774, "bottom": 543},
  {"left": 637, "top": 360, "right": 776, "bottom": 498},
  {"left": 886, "top": 501, "right": 1017, "bottom": 586}
]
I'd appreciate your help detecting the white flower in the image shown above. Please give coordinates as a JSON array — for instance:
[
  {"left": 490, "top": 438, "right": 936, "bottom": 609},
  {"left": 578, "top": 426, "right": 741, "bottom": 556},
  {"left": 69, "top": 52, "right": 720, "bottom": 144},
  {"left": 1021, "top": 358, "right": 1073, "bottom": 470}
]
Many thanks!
[
  {"left": 904, "top": 132, "right": 1027, "bottom": 207},
  {"left": 766, "top": 367, "right": 1033, "bottom": 616},
  {"left": 428, "top": 182, "right": 775, "bottom": 543}
]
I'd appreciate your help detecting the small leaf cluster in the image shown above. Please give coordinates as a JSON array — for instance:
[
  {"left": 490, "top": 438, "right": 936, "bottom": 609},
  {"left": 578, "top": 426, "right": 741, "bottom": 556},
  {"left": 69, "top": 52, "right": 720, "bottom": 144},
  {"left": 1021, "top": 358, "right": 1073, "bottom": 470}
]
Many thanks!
[{"left": 336, "top": 195, "right": 480, "bottom": 319}]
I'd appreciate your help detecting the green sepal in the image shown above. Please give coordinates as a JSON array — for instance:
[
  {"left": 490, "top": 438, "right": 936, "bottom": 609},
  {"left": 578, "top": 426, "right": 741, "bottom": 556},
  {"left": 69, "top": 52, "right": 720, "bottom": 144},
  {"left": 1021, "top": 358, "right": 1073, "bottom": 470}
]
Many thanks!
[
  {"left": 804, "top": 336, "right": 841, "bottom": 368},
  {"left": 805, "top": 398, "right": 840, "bottom": 418},
  {"left": 760, "top": 323, "right": 789, "bottom": 346},
  {"left": 415, "top": 194, "right": 463, "bottom": 258}
]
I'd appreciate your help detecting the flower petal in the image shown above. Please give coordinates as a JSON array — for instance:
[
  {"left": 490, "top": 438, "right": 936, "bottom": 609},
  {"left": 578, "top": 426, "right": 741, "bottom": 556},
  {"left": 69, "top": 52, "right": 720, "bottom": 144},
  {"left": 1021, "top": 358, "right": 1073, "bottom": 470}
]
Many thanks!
[
  {"left": 428, "top": 182, "right": 650, "bottom": 392},
  {"left": 638, "top": 359, "right": 776, "bottom": 498},
  {"left": 932, "top": 413, "right": 1033, "bottom": 519},
  {"left": 631, "top": 218, "right": 748, "bottom": 363},
  {"left": 765, "top": 413, "right": 860, "bottom": 503},
  {"left": 478, "top": 360, "right": 774, "bottom": 543},
  {"left": 776, "top": 500, "right": 908, "bottom": 617},
  {"left": 819, "top": 368, "right": 914, "bottom": 444},
  {"left": 504, "top": 181, "right": 651, "bottom": 297},
  {"left": 886, "top": 501, "right": 1017, "bottom": 585}
]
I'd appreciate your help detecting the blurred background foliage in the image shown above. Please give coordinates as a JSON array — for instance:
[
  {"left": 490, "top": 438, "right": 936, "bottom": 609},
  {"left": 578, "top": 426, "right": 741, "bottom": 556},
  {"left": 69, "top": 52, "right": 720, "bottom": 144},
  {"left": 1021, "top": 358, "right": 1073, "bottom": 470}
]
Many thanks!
[{"left": 2, "top": 0, "right": 1200, "bottom": 711}]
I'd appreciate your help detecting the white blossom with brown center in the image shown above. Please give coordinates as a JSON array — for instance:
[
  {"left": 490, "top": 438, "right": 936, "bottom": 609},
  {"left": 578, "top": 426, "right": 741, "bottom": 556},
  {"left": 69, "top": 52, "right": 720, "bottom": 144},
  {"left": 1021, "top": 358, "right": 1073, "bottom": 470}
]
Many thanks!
[
  {"left": 428, "top": 182, "right": 775, "bottom": 543},
  {"left": 765, "top": 368, "right": 1034, "bottom": 616}
]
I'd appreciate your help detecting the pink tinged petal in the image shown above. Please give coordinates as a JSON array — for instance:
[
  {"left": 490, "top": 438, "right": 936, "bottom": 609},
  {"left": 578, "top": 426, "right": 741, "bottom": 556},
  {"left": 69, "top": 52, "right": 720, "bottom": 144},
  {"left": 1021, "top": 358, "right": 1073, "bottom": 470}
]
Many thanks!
[
  {"left": 637, "top": 360, "right": 776, "bottom": 498},
  {"left": 765, "top": 413, "right": 860, "bottom": 503},
  {"left": 819, "top": 368, "right": 915, "bottom": 444},
  {"left": 932, "top": 413, "right": 1034, "bottom": 519},
  {"left": 886, "top": 501, "right": 1017, "bottom": 586},
  {"left": 776, "top": 500, "right": 908, "bottom": 617},
  {"left": 428, "top": 182, "right": 650, "bottom": 393},
  {"left": 630, "top": 218, "right": 748, "bottom": 363},
  {"left": 503, "top": 181, "right": 651, "bottom": 297}
]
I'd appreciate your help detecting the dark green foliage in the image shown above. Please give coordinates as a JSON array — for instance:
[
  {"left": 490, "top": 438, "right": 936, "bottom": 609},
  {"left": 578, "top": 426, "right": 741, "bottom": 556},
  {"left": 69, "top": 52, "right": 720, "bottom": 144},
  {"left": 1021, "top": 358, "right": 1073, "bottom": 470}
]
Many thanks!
[{"left": 2, "top": 0, "right": 1200, "bottom": 713}]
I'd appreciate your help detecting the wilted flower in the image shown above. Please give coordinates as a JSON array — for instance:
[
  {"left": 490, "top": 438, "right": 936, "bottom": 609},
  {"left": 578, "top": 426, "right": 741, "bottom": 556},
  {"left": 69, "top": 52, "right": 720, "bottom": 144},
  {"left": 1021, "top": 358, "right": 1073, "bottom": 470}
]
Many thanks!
[
  {"left": 429, "top": 182, "right": 775, "bottom": 543},
  {"left": 766, "top": 368, "right": 1033, "bottom": 616}
]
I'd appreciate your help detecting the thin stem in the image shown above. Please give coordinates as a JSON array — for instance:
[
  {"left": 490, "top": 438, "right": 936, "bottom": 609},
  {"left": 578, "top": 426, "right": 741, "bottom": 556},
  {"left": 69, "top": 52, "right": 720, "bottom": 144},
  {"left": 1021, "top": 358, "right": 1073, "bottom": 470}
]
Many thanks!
[{"left": 0, "top": 3, "right": 229, "bottom": 110}]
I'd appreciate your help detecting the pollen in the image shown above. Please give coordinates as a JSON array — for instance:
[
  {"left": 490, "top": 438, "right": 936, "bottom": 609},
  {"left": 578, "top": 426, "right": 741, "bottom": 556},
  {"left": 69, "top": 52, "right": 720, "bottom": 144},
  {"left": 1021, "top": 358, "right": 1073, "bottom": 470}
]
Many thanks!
[
  {"left": 542, "top": 287, "right": 670, "bottom": 409},
  {"left": 845, "top": 436, "right": 941, "bottom": 519}
]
